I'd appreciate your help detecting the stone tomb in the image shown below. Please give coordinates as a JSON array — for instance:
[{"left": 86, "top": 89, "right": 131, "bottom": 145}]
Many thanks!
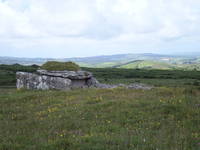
[
  {"left": 16, "top": 69, "right": 153, "bottom": 90},
  {"left": 16, "top": 69, "right": 99, "bottom": 90}
]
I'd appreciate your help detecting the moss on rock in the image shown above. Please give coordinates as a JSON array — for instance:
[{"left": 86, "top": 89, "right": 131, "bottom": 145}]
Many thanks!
[{"left": 41, "top": 61, "right": 80, "bottom": 71}]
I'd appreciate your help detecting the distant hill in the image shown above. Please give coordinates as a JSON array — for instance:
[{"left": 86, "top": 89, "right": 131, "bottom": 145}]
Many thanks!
[
  {"left": 113, "top": 60, "right": 176, "bottom": 70},
  {"left": 0, "top": 53, "right": 176, "bottom": 65},
  {"left": 0, "top": 53, "right": 200, "bottom": 70}
]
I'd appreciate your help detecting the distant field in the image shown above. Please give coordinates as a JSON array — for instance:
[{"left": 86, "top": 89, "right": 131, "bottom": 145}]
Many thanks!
[
  {"left": 113, "top": 60, "right": 175, "bottom": 70},
  {"left": 1, "top": 54, "right": 200, "bottom": 70}
]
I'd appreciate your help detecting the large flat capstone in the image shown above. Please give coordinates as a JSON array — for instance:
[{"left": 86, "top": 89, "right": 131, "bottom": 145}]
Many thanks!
[{"left": 36, "top": 70, "right": 93, "bottom": 79}]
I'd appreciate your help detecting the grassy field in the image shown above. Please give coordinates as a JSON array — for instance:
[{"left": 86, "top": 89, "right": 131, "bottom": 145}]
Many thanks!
[
  {"left": 113, "top": 60, "right": 175, "bottom": 70},
  {"left": 0, "top": 64, "right": 200, "bottom": 149},
  {"left": 0, "top": 87, "right": 200, "bottom": 150}
]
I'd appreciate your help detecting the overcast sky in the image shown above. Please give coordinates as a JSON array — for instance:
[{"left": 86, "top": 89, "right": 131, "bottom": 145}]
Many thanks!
[{"left": 0, "top": 0, "right": 200, "bottom": 58}]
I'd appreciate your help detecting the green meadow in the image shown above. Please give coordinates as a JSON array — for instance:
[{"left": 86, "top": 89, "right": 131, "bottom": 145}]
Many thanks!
[
  {"left": 0, "top": 87, "right": 200, "bottom": 150},
  {"left": 0, "top": 64, "right": 200, "bottom": 150}
]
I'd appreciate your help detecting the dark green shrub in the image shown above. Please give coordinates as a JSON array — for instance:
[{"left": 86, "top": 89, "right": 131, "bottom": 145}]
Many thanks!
[
  {"left": 193, "top": 80, "right": 200, "bottom": 86},
  {"left": 41, "top": 61, "right": 80, "bottom": 71}
]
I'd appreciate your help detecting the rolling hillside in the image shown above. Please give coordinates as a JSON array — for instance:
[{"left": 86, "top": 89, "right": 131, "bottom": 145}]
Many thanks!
[
  {"left": 113, "top": 60, "right": 175, "bottom": 70},
  {"left": 0, "top": 53, "right": 200, "bottom": 70}
]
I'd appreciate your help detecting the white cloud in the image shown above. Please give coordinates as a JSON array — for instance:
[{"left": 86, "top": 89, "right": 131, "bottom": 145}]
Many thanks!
[{"left": 0, "top": 0, "right": 200, "bottom": 57}]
